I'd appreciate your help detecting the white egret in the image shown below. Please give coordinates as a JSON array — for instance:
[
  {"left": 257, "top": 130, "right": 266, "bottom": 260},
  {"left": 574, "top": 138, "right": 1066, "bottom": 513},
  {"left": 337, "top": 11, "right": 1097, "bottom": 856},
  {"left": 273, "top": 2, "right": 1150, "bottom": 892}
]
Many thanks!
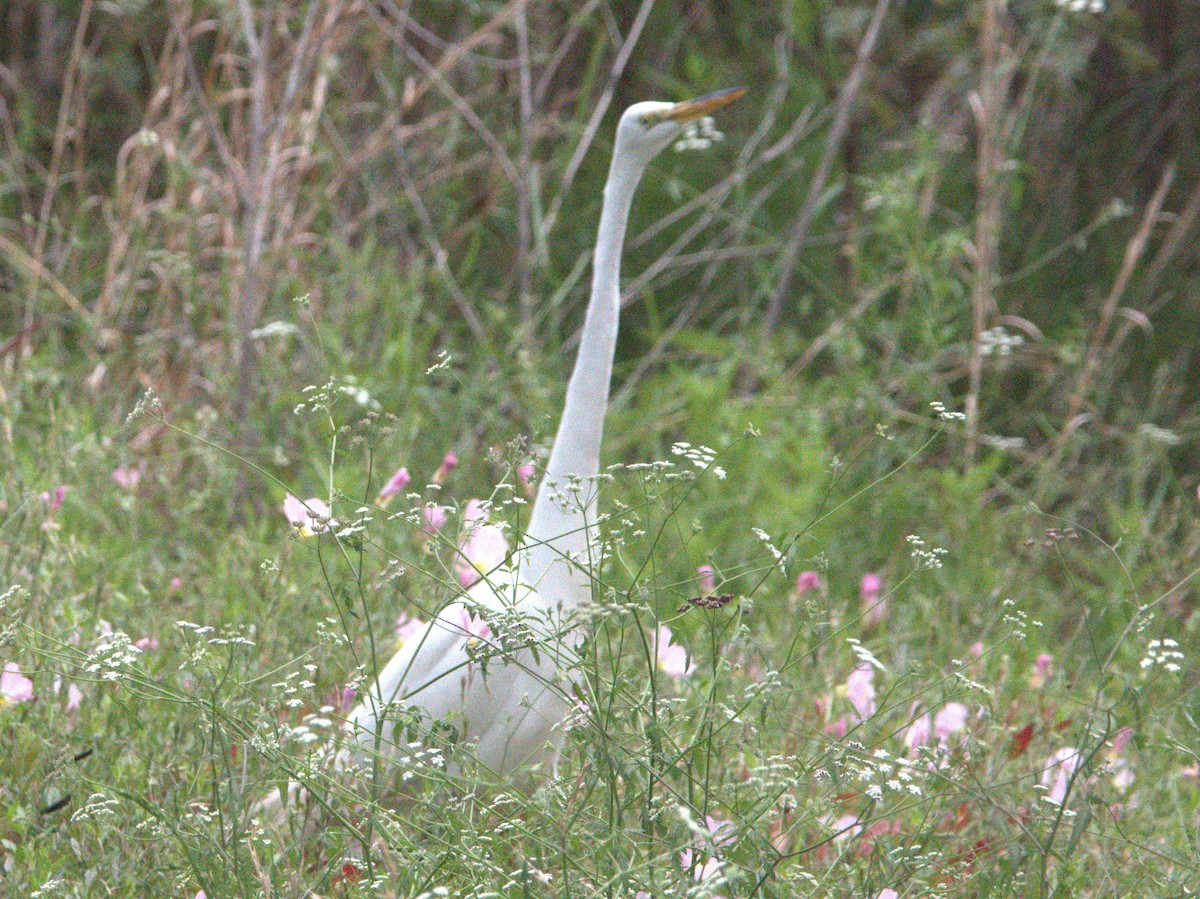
[{"left": 345, "top": 89, "right": 745, "bottom": 781}]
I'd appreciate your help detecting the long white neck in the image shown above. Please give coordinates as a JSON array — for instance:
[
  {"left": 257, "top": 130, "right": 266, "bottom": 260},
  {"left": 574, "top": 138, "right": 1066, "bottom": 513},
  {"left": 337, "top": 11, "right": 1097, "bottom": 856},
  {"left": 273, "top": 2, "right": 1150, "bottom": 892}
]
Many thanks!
[{"left": 522, "top": 150, "right": 647, "bottom": 608}]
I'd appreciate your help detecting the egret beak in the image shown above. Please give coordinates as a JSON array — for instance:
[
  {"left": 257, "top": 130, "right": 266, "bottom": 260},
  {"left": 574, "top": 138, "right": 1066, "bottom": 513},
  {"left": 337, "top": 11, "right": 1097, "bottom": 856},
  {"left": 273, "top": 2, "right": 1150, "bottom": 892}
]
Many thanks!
[{"left": 662, "top": 88, "right": 746, "bottom": 124}]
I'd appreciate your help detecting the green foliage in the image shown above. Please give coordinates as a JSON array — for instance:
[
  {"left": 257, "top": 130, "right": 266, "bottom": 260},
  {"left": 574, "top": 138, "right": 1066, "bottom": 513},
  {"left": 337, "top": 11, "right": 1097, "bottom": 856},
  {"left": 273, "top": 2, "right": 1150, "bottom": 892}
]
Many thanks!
[{"left": 2, "top": 0, "right": 1199, "bottom": 894}]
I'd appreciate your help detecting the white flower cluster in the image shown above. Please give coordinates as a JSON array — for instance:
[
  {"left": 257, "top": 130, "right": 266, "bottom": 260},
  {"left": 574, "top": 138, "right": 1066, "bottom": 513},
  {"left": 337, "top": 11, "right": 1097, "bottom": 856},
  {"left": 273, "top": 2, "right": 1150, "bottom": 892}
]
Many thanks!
[
  {"left": 1140, "top": 638, "right": 1183, "bottom": 673},
  {"left": 294, "top": 378, "right": 336, "bottom": 415},
  {"left": 1056, "top": 0, "right": 1103, "bottom": 13},
  {"left": 979, "top": 326, "right": 1025, "bottom": 357},
  {"left": 85, "top": 631, "right": 141, "bottom": 681},
  {"left": 672, "top": 442, "right": 727, "bottom": 480},
  {"left": 906, "top": 534, "right": 948, "bottom": 570},
  {"left": 751, "top": 527, "right": 785, "bottom": 571},
  {"left": 673, "top": 116, "right": 725, "bottom": 152},
  {"left": 288, "top": 706, "right": 338, "bottom": 746},
  {"left": 999, "top": 598, "right": 1043, "bottom": 641},
  {"left": 842, "top": 744, "right": 924, "bottom": 799},
  {"left": 70, "top": 792, "right": 119, "bottom": 823},
  {"left": 929, "top": 401, "right": 966, "bottom": 422},
  {"left": 126, "top": 388, "right": 163, "bottom": 423}
]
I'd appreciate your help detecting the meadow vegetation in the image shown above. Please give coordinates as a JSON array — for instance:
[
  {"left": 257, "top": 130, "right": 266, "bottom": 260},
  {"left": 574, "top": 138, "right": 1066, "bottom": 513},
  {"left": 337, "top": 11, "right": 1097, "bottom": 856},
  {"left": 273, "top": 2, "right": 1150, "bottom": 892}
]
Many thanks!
[{"left": 1, "top": 0, "right": 1198, "bottom": 895}]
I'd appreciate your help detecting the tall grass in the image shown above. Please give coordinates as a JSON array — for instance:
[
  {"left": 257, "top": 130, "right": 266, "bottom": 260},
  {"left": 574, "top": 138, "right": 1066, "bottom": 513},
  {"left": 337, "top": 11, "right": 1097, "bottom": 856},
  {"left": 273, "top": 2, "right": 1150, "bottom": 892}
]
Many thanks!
[{"left": 2, "top": 0, "right": 1198, "bottom": 895}]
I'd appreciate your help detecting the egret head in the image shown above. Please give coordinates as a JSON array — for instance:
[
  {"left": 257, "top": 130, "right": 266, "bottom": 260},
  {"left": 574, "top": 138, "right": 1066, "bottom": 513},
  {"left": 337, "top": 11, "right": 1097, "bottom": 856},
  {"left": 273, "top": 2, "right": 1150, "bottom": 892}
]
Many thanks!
[{"left": 614, "top": 88, "right": 745, "bottom": 169}]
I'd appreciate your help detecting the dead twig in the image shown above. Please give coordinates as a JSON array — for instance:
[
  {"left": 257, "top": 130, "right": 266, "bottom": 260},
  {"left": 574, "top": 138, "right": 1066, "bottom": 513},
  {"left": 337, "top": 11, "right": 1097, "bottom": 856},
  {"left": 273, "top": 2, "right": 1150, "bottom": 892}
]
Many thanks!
[
  {"left": 1060, "top": 162, "right": 1174, "bottom": 438},
  {"left": 540, "top": 0, "right": 656, "bottom": 239},
  {"left": 763, "top": 0, "right": 890, "bottom": 333}
]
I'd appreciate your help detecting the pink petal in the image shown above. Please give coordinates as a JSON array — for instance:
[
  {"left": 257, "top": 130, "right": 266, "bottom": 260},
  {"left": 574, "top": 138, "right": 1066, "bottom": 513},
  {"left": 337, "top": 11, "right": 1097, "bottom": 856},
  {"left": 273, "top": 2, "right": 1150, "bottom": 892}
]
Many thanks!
[
  {"left": 457, "top": 607, "right": 491, "bottom": 640},
  {"left": 462, "top": 498, "right": 489, "bottom": 525},
  {"left": 283, "top": 495, "right": 332, "bottom": 534},
  {"left": 654, "top": 626, "right": 692, "bottom": 678},
  {"left": 1, "top": 662, "right": 34, "bottom": 704},
  {"left": 1111, "top": 726, "right": 1133, "bottom": 756},
  {"left": 395, "top": 613, "right": 427, "bottom": 646},
  {"left": 933, "top": 703, "right": 969, "bottom": 741},
  {"left": 697, "top": 564, "right": 716, "bottom": 594},
  {"left": 832, "top": 814, "right": 862, "bottom": 841},
  {"left": 433, "top": 451, "right": 459, "bottom": 484},
  {"left": 794, "top": 571, "right": 821, "bottom": 594},
  {"left": 904, "top": 710, "right": 932, "bottom": 750},
  {"left": 422, "top": 504, "right": 448, "bottom": 533},
  {"left": 376, "top": 466, "right": 412, "bottom": 506},
  {"left": 845, "top": 664, "right": 876, "bottom": 720},
  {"left": 66, "top": 682, "right": 83, "bottom": 712},
  {"left": 455, "top": 522, "right": 509, "bottom": 588},
  {"left": 112, "top": 466, "right": 142, "bottom": 489},
  {"left": 42, "top": 486, "right": 69, "bottom": 512},
  {"left": 705, "top": 815, "right": 735, "bottom": 846},
  {"left": 859, "top": 572, "right": 883, "bottom": 599},
  {"left": 1040, "top": 747, "right": 1082, "bottom": 805}
]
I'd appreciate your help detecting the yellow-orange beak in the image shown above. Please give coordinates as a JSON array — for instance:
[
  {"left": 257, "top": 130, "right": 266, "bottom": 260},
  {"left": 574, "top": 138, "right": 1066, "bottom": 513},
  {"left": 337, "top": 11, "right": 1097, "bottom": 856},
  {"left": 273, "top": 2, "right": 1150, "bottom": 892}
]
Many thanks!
[{"left": 650, "top": 88, "right": 747, "bottom": 125}]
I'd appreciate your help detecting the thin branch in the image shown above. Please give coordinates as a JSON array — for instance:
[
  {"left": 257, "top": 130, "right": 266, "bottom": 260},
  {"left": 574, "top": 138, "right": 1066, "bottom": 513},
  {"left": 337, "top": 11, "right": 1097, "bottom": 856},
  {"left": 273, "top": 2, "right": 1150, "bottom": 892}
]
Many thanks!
[
  {"left": 541, "top": 0, "right": 656, "bottom": 238},
  {"left": 515, "top": 0, "right": 535, "bottom": 339},
  {"left": 763, "top": 0, "right": 891, "bottom": 332},
  {"left": 1061, "top": 163, "right": 1175, "bottom": 433}
]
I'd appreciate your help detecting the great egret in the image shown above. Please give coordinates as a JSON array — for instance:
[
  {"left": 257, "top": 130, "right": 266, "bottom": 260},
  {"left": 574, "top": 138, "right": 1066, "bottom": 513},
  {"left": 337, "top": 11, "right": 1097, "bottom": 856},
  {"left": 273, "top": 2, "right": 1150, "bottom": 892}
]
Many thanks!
[{"left": 344, "top": 89, "right": 745, "bottom": 781}]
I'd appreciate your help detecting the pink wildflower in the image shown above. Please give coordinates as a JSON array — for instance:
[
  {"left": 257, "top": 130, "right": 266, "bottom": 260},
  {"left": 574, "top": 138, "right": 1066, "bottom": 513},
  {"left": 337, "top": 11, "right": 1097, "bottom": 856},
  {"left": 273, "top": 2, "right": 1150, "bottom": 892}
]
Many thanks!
[
  {"left": 697, "top": 564, "right": 716, "bottom": 595},
  {"left": 41, "top": 486, "right": 69, "bottom": 512},
  {"left": 395, "top": 612, "right": 426, "bottom": 648},
  {"left": 422, "top": 504, "right": 448, "bottom": 533},
  {"left": 168, "top": 576, "right": 183, "bottom": 594},
  {"left": 845, "top": 664, "right": 876, "bottom": 720},
  {"left": 1111, "top": 726, "right": 1133, "bottom": 756},
  {"left": 1108, "top": 726, "right": 1135, "bottom": 792},
  {"left": 462, "top": 498, "right": 488, "bottom": 525},
  {"left": 1040, "top": 747, "right": 1082, "bottom": 805},
  {"left": 516, "top": 462, "right": 537, "bottom": 497},
  {"left": 904, "top": 709, "right": 932, "bottom": 751},
  {"left": 112, "top": 462, "right": 145, "bottom": 490},
  {"left": 432, "top": 451, "right": 458, "bottom": 484},
  {"left": 653, "top": 625, "right": 692, "bottom": 678},
  {"left": 454, "top": 502, "right": 510, "bottom": 587},
  {"left": 933, "top": 702, "right": 969, "bottom": 740},
  {"left": 794, "top": 570, "right": 822, "bottom": 594},
  {"left": 860, "top": 572, "right": 883, "bottom": 598},
  {"left": 1, "top": 662, "right": 34, "bottom": 707},
  {"left": 825, "top": 716, "right": 848, "bottom": 739},
  {"left": 282, "top": 494, "right": 334, "bottom": 537},
  {"left": 878, "top": 890, "right": 900, "bottom": 899},
  {"left": 375, "top": 466, "right": 412, "bottom": 508},
  {"left": 859, "top": 572, "right": 888, "bottom": 628},
  {"left": 1029, "top": 652, "right": 1053, "bottom": 688},
  {"left": 832, "top": 814, "right": 862, "bottom": 842},
  {"left": 134, "top": 637, "right": 160, "bottom": 652},
  {"left": 457, "top": 607, "right": 492, "bottom": 642},
  {"left": 679, "top": 815, "right": 734, "bottom": 890},
  {"left": 66, "top": 682, "right": 83, "bottom": 713}
]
